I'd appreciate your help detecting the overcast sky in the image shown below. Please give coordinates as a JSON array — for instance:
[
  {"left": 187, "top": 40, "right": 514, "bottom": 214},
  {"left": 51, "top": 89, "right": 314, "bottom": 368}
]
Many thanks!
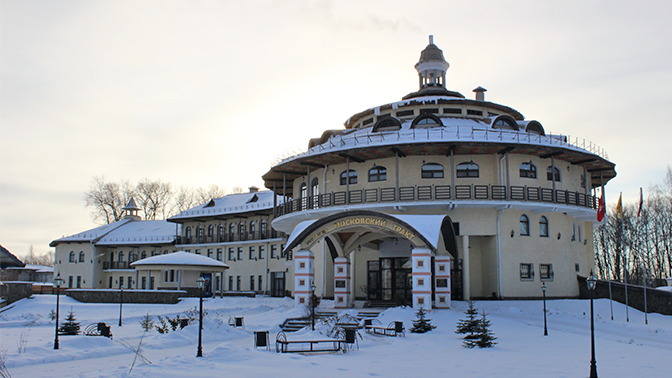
[{"left": 2, "top": 0, "right": 671, "bottom": 259}]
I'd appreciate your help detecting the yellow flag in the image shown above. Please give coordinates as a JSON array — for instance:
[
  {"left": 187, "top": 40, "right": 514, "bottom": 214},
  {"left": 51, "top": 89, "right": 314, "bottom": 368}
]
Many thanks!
[{"left": 616, "top": 192, "right": 623, "bottom": 218}]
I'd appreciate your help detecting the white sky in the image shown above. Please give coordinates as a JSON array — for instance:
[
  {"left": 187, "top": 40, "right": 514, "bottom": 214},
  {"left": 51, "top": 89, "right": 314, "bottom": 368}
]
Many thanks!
[{"left": 2, "top": 0, "right": 671, "bottom": 258}]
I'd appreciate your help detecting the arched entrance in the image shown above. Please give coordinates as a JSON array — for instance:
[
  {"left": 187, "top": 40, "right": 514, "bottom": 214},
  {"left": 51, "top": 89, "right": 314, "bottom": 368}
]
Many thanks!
[{"left": 283, "top": 210, "right": 458, "bottom": 308}]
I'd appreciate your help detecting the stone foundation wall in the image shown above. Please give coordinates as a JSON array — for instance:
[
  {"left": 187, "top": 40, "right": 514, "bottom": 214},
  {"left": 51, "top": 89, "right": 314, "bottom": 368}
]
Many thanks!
[
  {"left": 66, "top": 289, "right": 187, "bottom": 304},
  {"left": 0, "top": 282, "right": 33, "bottom": 306},
  {"left": 578, "top": 276, "right": 672, "bottom": 316}
]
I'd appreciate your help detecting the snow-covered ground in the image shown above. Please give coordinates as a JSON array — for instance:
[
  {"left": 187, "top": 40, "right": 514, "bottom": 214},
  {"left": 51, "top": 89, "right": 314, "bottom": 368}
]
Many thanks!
[{"left": 1, "top": 295, "right": 669, "bottom": 377}]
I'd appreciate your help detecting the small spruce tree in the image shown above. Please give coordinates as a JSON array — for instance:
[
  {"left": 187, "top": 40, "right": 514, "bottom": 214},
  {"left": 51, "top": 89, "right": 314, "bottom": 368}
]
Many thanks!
[
  {"left": 455, "top": 301, "right": 480, "bottom": 348},
  {"left": 59, "top": 307, "right": 81, "bottom": 335},
  {"left": 410, "top": 307, "right": 436, "bottom": 333},
  {"left": 476, "top": 310, "right": 497, "bottom": 348},
  {"left": 140, "top": 313, "right": 154, "bottom": 332}
]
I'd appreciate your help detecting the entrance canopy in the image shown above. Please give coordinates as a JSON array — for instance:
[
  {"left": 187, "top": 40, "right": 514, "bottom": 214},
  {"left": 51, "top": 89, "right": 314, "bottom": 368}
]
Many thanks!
[
  {"left": 283, "top": 210, "right": 458, "bottom": 258},
  {"left": 130, "top": 251, "right": 229, "bottom": 272}
]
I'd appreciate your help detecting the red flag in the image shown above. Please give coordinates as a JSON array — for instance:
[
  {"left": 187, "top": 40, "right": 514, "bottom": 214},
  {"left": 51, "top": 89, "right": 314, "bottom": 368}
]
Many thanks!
[
  {"left": 597, "top": 192, "right": 606, "bottom": 222},
  {"left": 637, "top": 187, "right": 643, "bottom": 217}
]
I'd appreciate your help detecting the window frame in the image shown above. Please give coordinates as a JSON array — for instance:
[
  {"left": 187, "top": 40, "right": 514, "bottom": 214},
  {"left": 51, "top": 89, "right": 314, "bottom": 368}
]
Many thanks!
[
  {"left": 421, "top": 163, "right": 444, "bottom": 179},
  {"left": 340, "top": 169, "right": 358, "bottom": 185},
  {"left": 456, "top": 161, "right": 479, "bottom": 178},
  {"left": 546, "top": 166, "right": 561, "bottom": 182},
  {"left": 520, "top": 263, "right": 534, "bottom": 281},
  {"left": 539, "top": 216, "right": 549, "bottom": 237},
  {"left": 539, "top": 264, "right": 554, "bottom": 281},
  {"left": 368, "top": 166, "right": 387, "bottom": 182},
  {"left": 519, "top": 162, "right": 537, "bottom": 179},
  {"left": 520, "top": 215, "right": 530, "bottom": 236}
]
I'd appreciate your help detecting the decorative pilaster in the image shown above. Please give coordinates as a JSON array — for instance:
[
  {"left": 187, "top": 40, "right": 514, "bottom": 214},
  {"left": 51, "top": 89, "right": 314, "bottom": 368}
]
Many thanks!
[
  {"left": 412, "top": 248, "right": 432, "bottom": 309},
  {"left": 294, "top": 250, "right": 315, "bottom": 307},
  {"left": 434, "top": 255, "right": 451, "bottom": 308},
  {"left": 334, "top": 257, "right": 351, "bottom": 308}
]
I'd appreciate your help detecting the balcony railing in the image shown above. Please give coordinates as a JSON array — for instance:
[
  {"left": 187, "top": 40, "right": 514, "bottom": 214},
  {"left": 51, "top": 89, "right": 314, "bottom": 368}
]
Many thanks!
[
  {"left": 176, "top": 230, "right": 286, "bottom": 246},
  {"left": 274, "top": 184, "right": 597, "bottom": 217},
  {"left": 103, "top": 261, "right": 129, "bottom": 270}
]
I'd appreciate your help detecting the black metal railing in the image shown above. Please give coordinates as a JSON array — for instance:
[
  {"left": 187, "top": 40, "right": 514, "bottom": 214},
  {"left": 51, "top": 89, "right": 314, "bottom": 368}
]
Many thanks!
[
  {"left": 103, "top": 261, "right": 129, "bottom": 270},
  {"left": 176, "top": 229, "right": 286, "bottom": 246},
  {"left": 274, "top": 184, "right": 597, "bottom": 217}
]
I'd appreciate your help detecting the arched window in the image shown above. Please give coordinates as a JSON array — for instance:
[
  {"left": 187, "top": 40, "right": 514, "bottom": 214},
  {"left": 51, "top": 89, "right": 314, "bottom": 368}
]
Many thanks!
[
  {"left": 249, "top": 221, "right": 256, "bottom": 237},
  {"left": 197, "top": 226, "right": 204, "bottom": 238},
  {"left": 229, "top": 223, "right": 236, "bottom": 238},
  {"left": 78, "top": 251, "right": 85, "bottom": 262},
  {"left": 421, "top": 163, "right": 444, "bottom": 178},
  {"left": 340, "top": 170, "right": 358, "bottom": 185},
  {"left": 185, "top": 226, "right": 192, "bottom": 238},
  {"left": 219, "top": 225, "right": 225, "bottom": 240},
  {"left": 311, "top": 177, "right": 320, "bottom": 208},
  {"left": 299, "top": 182, "right": 307, "bottom": 198},
  {"left": 369, "top": 166, "right": 387, "bottom": 182},
  {"left": 69, "top": 251, "right": 75, "bottom": 263},
  {"left": 456, "top": 161, "right": 479, "bottom": 178},
  {"left": 581, "top": 174, "right": 586, "bottom": 188},
  {"left": 539, "top": 216, "right": 549, "bottom": 237},
  {"left": 411, "top": 114, "right": 442, "bottom": 128},
  {"left": 141, "top": 251, "right": 147, "bottom": 259},
  {"left": 520, "top": 215, "right": 530, "bottom": 236},
  {"left": 118, "top": 252, "right": 125, "bottom": 262},
  {"left": 239, "top": 223, "right": 246, "bottom": 240},
  {"left": 208, "top": 225, "right": 214, "bottom": 237},
  {"left": 372, "top": 117, "right": 402, "bottom": 132},
  {"left": 260, "top": 220, "right": 268, "bottom": 238},
  {"left": 547, "top": 166, "right": 561, "bottom": 182},
  {"left": 520, "top": 162, "right": 537, "bottom": 178},
  {"left": 492, "top": 116, "right": 518, "bottom": 130}
]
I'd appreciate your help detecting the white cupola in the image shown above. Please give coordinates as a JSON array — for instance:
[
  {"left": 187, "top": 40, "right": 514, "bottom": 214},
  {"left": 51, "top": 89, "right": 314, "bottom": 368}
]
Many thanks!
[
  {"left": 122, "top": 197, "right": 142, "bottom": 220},
  {"left": 414, "top": 35, "right": 450, "bottom": 90}
]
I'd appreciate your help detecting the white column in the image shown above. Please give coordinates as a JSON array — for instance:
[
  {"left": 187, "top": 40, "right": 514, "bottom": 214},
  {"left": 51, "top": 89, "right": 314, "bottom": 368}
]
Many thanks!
[
  {"left": 334, "top": 257, "right": 351, "bottom": 308},
  {"left": 294, "top": 250, "right": 315, "bottom": 307},
  {"left": 147, "top": 270, "right": 151, "bottom": 290},
  {"left": 434, "top": 255, "right": 451, "bottom": 308},
  {"left": 462, "top": 235, "right": 470, "bottom": 300},
  {"left": 412, "top": 248, "right": 432, "bottom": 309},
  {"left": 177, "top": 269, "right": 182, "bottom": 291}
]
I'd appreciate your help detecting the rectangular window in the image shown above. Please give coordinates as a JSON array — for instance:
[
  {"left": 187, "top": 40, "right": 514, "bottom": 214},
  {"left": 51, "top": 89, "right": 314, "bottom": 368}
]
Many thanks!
[
  {"left": 142, "top": 276, "right": 147, "bottom": 289},
  {"left": 250, "top": 276, "right": 255, "bottom": 291},
  {"left": 109, "top": 277, "right": 113, "bottom": 289},
  {"left": 362, "top": 118, "right": 374, "bottom": 125},
  {"left": 237, "top": 247, "right": 243, "bottom": 260},
  {"left": 259, "top": 245, "right": 265, "bottom": 259},
  {"left": 216, "top": 248, "right": 223, "bottom": 261},
  {"left": 271, "top": 245, "right": 277, "bottom": 259},
  {"left": 128, "top": 276, "right": 132, "bottom": 289},
  {"left": 207, "top": 249, "right": 213, "bottom": 258},
  {"left": 236, "top": 276, "right": 241, "bottom": 291},
  {"left": 76, "top": 276, "right": 81, "bottom": 288},
  {"left": 228, "top": 276, "right": 233, "bottom": 291},
  {"left": 443, "top": 108, "right": 461, "bottom": 114},
  {"left": 396, "top": 109, "right": 414, "bottom": 117},
  {"left": 520, "top": 263, "right": 534, "bottom": 280},
  {"left": 575, "top": 263, "right": 580, "bottom": 272},
  {"left": 259, "top": 275, "right": 262, "bottom": 291},
  {"left": 119, "top": 276, "right": 124, "bottom": 287},
  {"left": 540, "top": 264, "right": 553, "bottom": 281},
  {"left": 249, "top": 246, "right": 256, "bottom": 260},
  {"left": 195, "top": 249, "right": 201, "bottom": 255},
  {"left": 228, "top": 248, "right": 235, "bottom": 261},
  {"left": 467, "top": 109, "right": 483, "bottom": 116},
  {"left": 170, "top": 269, "right": 175, "bottom": 282},
  {"left": 420, "top": 108, "right": 439, "bottom": 114}
]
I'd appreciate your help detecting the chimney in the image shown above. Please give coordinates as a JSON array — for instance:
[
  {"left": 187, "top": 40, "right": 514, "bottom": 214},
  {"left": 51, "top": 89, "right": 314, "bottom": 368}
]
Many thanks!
[
  {"left": 248, "top": 186, "right": 259, "bottom": 193},
  {"left": 473, "top": 86, "right": 487, "bottom": 102},
  {"left": 429, "top": 35, "right": 434, "bottom": 44}
]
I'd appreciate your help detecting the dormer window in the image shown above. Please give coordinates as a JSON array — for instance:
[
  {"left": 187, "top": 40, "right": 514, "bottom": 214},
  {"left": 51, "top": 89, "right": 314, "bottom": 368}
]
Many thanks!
[
  {"left": 373, "top": 117, "right": 402, "bottom": 132},
  {"left": 411, "top": 114, "right": 442, "bottom": 128}
]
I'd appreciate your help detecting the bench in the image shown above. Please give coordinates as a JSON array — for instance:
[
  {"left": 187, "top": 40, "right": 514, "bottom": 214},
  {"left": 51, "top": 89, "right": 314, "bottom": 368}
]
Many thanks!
[
  {"left": 366, "top": 320, "right": 405, "bottom": 337},
  {"left": 84, "top": 322, "right": 113, "bottom": 339},
  {"left": 275, "top": 331, "right": 344, "bottom": 353}
]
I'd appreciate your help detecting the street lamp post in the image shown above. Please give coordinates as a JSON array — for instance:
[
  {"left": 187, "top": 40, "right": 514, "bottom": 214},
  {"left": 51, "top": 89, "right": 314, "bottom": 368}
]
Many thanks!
[
  {"left": 587, "top": 270, "right": 598, "bottom": 378},
  {"left": 310, "top": 282, "right": 316, "bottom": 331},
  {"left": 118, "top": 282, "right": 124, "bottom": 327},
  {"left": 197, "top": 276, "right": 205, "bottom": 358},
  {"left": 53, "top": 273, "right": 64, "bottom": 350},
  {"left": 541, "top": 281, "right": 548, "bottom": 336}
]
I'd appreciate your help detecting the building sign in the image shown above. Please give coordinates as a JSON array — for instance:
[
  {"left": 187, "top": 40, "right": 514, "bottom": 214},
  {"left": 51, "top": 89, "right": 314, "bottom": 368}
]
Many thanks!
[{"left": 302, "top": 214, "right": 425, "bottom": 249}]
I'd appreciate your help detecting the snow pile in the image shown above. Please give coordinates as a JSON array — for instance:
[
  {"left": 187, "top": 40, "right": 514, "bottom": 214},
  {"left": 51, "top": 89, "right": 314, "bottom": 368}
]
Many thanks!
[{"left": 0, "top": 296, "right": 669, "bottom": 377}]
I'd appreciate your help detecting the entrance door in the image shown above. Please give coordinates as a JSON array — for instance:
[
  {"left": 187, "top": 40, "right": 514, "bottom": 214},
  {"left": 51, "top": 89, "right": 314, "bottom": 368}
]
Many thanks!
[
  {"left": 451, "top": 258, "right": 463, "bottom": 300},
  {"left": 271, "top": 272, "right": 285, "bottom": 297},
  {"left": 367, "top": 258, "right": 411, "bottom": 305}
]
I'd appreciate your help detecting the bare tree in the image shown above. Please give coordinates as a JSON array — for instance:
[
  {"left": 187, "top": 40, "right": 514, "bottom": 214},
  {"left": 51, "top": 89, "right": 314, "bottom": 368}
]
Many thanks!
[
  {"left": 229, "top": 186, "right": 244, "bottom": 194},
  {"left": 84, "top": 176, "right": 135, "bottom": 224},
  {"left": 171, "top": 186, "right": 199, "bottom": 215},
  {"left": 196, "top": 184, "right": 227, "bottom": 203},
  {"left": 23, "top": 245, "right": 54, "bottom": 267},
  {"left": 135, "top": 179, "right": 173, "bottom": 220}
]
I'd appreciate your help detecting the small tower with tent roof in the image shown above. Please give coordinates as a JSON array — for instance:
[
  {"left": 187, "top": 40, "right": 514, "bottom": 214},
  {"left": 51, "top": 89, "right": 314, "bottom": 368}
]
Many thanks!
[{"left": 123, "top": 197, "right": 141, "bottom": 220}]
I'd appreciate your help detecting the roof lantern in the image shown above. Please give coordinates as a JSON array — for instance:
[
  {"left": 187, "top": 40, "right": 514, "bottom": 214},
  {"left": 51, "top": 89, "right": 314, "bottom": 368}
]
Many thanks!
[
  {"left": 122, "top": 197, "right": 141, "bottom": 220},
  {"left": 415, "top": 35, "right": 450, "bottom": 90}
]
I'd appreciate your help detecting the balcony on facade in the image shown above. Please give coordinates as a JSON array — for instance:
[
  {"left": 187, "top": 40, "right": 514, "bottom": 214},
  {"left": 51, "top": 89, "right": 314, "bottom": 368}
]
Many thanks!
[
  {"left": 274, "top": 183, "right": 597, "bottom": 218},
  {"left": 176, "top": 229, "right": 286, "bottom": 246}
]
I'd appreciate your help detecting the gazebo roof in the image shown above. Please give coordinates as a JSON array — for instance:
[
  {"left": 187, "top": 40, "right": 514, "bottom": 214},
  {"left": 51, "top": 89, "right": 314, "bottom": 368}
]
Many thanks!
[{"left": 130, "top": 251, "right": 229, "bottom": 270}]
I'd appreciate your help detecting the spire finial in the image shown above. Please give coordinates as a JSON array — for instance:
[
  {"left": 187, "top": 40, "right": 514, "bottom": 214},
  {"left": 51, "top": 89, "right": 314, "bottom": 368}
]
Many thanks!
[{"left": 429, "top": 35, "right": 434, "bottom": 45}]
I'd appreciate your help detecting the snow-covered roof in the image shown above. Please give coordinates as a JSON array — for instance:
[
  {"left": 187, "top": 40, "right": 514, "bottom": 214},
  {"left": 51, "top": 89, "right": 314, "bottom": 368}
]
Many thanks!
[
  {"left": 50, "top": 219, "right": 175, "bottom": 247},
  {"left": 96, "top": 220, "right": 176, "bottom": 245},
  {"left": 7, "top": 264, "right": 54, "bottom": 273},
  {"left": 130, "top": 251, "right": 228, "bottom": 269},
  {"left": 168, "top": 190, "right": 284, "bottom": 221}
]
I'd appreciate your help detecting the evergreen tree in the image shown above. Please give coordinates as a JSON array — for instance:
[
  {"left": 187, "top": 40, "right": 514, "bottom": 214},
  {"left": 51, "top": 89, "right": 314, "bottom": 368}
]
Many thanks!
[
  {"left": 59, "top": 307, "right": 81, "bottom": 335},
  {"left": 140, "top": 313, "right": 154, "bottom": 332},
  {"left": 455, "top": 301, "right": 480, "bottom": 348},
  {"left": 410, "top": 307, "right": 436, "bottom": 333},
  {"left": 476, "top": 310, "right": 497, "bottom": 348}
]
